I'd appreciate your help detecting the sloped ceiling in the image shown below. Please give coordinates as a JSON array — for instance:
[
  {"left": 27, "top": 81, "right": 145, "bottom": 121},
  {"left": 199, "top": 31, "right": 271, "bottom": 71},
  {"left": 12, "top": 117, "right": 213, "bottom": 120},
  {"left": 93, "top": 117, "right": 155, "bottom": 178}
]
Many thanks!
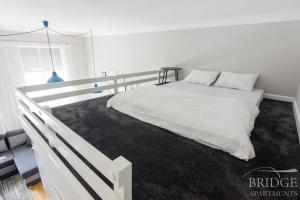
[{"left": 0, "top": 0, "right": 300, "bottom": 35}]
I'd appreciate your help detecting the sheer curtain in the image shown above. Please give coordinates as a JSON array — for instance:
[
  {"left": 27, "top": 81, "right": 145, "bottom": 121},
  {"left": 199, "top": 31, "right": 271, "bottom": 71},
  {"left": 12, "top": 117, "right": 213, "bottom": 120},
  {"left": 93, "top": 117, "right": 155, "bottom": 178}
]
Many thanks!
[
  {"left": 0, "top": 40, "right": 86, "bottom": 129},
  {"left": 0, "top": 41, "right": 26, "bottom": 131},
  {"left": 19, "top": 43, "right": 69, "bottom": 85}
]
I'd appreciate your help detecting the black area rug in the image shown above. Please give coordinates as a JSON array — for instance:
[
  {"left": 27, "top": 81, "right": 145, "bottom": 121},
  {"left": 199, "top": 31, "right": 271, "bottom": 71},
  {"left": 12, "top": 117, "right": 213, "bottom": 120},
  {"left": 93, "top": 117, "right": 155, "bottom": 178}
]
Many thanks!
[{"left": 53, "top": 97, "right": 300, "bottom": 200}]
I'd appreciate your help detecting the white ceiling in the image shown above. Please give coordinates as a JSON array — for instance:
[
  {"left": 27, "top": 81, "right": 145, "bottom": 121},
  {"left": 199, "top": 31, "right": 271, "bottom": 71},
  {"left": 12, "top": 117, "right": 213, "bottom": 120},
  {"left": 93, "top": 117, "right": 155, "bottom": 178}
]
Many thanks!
[{"left": 0, "top": 0, "right": 300, "bottom": 35}]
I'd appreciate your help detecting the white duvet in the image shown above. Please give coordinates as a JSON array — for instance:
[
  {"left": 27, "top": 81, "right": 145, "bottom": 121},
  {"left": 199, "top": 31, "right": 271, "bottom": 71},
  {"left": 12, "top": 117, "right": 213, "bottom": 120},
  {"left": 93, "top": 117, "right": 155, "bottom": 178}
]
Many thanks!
[{"left": 107, "top": 86, "right": 259, "bottom": 160}]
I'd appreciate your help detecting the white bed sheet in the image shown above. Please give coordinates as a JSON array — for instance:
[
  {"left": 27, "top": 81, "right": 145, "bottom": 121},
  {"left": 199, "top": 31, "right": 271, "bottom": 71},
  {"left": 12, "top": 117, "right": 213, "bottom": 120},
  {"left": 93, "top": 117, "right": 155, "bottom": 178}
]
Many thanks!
[
  {"left": 107, "top": 85, "right": 260, "bottom": 160},
  {"left": 164, "top": 81, "right": 264, "bottom": 106}
]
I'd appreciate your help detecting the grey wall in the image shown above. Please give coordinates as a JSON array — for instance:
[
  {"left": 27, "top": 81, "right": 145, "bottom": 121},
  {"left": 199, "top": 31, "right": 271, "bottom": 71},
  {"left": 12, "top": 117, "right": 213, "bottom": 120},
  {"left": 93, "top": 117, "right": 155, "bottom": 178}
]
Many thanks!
[{"left": 87, "top": 21, "right": 300, "bottom": 96}]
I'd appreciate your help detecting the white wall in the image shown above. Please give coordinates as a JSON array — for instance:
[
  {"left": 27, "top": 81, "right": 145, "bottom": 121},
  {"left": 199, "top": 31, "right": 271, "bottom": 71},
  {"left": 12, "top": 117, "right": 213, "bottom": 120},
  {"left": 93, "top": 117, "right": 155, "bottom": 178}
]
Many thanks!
[{"left": 86, "top": 21, "right": 300, "bottom": 97}]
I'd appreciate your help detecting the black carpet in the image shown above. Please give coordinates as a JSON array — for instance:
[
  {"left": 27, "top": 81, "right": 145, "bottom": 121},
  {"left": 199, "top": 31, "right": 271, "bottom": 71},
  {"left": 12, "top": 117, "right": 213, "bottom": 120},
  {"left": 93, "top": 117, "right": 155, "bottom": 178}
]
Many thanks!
[{"left": 52, "top": 97, "right": 300, "bottom": 200}]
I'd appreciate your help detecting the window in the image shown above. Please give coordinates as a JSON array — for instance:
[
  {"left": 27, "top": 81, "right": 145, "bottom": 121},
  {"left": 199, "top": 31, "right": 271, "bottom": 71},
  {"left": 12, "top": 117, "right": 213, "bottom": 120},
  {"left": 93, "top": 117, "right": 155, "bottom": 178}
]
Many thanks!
[{"left": 19, "top": 45, "right": 68, "bottom": 85}]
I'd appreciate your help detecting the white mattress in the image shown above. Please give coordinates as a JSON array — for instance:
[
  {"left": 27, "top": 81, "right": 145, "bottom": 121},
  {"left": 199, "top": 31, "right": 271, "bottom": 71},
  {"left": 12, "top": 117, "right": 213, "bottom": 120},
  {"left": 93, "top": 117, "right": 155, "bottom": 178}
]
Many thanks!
[
  {"left": 164, "top": 81, "right": 264, "bottom": 106},
  {"left": 108, "top": 85, "right": 259, "bottom": 160}
]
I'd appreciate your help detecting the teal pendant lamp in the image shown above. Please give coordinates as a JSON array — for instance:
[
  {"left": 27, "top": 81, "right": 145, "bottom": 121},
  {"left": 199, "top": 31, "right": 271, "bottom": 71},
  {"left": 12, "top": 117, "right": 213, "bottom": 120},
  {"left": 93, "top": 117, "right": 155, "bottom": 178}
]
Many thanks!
[
  {"left": 48, "top": 71, "right": 64, "bottom": 83},
  {"left": 93, "top": 83, "right": 102, "bottom": 93},
  {"left": 43, "top": 21, "right": 64, "bottom": 83}
]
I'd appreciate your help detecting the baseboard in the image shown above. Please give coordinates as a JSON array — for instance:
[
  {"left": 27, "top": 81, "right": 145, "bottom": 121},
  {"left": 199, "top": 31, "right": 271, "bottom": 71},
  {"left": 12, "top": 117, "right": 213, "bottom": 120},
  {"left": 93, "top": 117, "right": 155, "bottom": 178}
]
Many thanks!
[
  {"left": 263, "top": 93, "right": 294, "bottom": 102},
  {"left": 292, "top": 99, "right": 300, "bottom": 142}
]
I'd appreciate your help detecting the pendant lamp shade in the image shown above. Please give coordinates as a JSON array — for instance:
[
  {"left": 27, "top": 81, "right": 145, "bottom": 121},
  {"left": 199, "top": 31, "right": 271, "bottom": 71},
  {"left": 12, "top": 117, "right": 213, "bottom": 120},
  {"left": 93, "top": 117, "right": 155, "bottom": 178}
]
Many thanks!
[
  {"left": 93, "top": 83, "right": 102, "bottom": 93},
  {"left": 47, "top": 71, "right": 64, "bottom": 83}
]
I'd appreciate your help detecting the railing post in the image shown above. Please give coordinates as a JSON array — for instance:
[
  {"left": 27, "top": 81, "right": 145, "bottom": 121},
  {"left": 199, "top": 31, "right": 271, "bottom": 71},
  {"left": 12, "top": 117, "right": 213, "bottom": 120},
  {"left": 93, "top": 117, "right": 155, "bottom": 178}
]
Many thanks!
[
  {"left": 112, "top": 156, "right": 132, "bottom": 200},
  {"left": 158, "top": 70, "right": 161, "bottom": 84},
  {"left": 43, "top": 106, "right": 52, "bottom": 114},
  {"left": 123, "top": 78, "right": 127, "bottom": 91},
  {"left": 114, "top": 75, "right": 118, "bottom": 94}
]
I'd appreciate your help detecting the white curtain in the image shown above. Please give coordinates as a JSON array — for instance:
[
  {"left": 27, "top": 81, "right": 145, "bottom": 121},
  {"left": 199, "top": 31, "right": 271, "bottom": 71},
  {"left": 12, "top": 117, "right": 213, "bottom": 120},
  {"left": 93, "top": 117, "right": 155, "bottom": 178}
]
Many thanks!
[
  {"left": 61, "top": 44, "right": 74, "bottom": 80},
  {"left": 0, "top": 41, "right": 25, "bottom": 131}
]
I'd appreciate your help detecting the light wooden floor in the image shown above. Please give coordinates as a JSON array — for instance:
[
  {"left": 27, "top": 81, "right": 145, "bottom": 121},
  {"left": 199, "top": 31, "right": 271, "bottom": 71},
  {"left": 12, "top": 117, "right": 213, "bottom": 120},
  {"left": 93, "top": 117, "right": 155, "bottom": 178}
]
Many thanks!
[{"left": 29, "top": 182, "right": 48, "bottom": 200}]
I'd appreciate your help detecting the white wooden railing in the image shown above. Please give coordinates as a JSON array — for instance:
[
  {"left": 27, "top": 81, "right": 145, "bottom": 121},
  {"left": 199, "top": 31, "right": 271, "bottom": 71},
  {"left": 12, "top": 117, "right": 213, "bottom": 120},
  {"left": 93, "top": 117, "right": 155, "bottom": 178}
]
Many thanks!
[{"left": 15, "top": 70, "right": 163, "bottom": 200}]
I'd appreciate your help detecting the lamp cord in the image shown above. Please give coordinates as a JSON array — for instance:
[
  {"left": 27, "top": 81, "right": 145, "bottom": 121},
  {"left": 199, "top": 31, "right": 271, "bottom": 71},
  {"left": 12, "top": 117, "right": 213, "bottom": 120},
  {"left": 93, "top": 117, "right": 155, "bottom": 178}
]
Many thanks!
[
  {"left": 90, "top": 30, "right": 97, "bottom": 77},
  {"left": 48, "top": 28, "right": 96, "bottom": 77},
  {"left": 0, "top": 25, "right": 97, "bottom": 76},
  {"left": 0, "top": 27, "right": 45, "bottom": 36},
  {"left": 0, "top": 27, "right": 90, "bottom": 38},
  {"left": 48, "top": 28, "right": 90, "bottom": 37},
  {"left": 45, "top": 28, "right": 55, "bottom": 72}
]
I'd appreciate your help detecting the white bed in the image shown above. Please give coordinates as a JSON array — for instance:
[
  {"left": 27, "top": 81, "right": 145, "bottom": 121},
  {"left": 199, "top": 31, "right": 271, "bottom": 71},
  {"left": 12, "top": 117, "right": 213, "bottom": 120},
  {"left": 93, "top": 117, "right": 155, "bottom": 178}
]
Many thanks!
[{"left": 107, "top": 81, "right": 264, "bottom": 161}]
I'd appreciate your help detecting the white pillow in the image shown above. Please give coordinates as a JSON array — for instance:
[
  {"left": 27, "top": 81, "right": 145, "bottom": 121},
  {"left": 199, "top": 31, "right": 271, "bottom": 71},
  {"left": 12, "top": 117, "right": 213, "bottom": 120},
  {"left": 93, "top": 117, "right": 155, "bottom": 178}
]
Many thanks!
[
  {"left": 183, "top": 70, "right": 219, "bottom": 86},
  {"left": 214, "top": 71, "right": 259, "bottom": 91}
]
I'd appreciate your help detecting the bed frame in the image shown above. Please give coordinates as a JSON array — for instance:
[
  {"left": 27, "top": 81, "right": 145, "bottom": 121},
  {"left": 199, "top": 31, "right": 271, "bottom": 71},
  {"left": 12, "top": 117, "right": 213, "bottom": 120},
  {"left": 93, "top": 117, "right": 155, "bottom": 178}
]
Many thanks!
[{"left": 15, "top": 70, "right": 165, "bottom": 200}]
